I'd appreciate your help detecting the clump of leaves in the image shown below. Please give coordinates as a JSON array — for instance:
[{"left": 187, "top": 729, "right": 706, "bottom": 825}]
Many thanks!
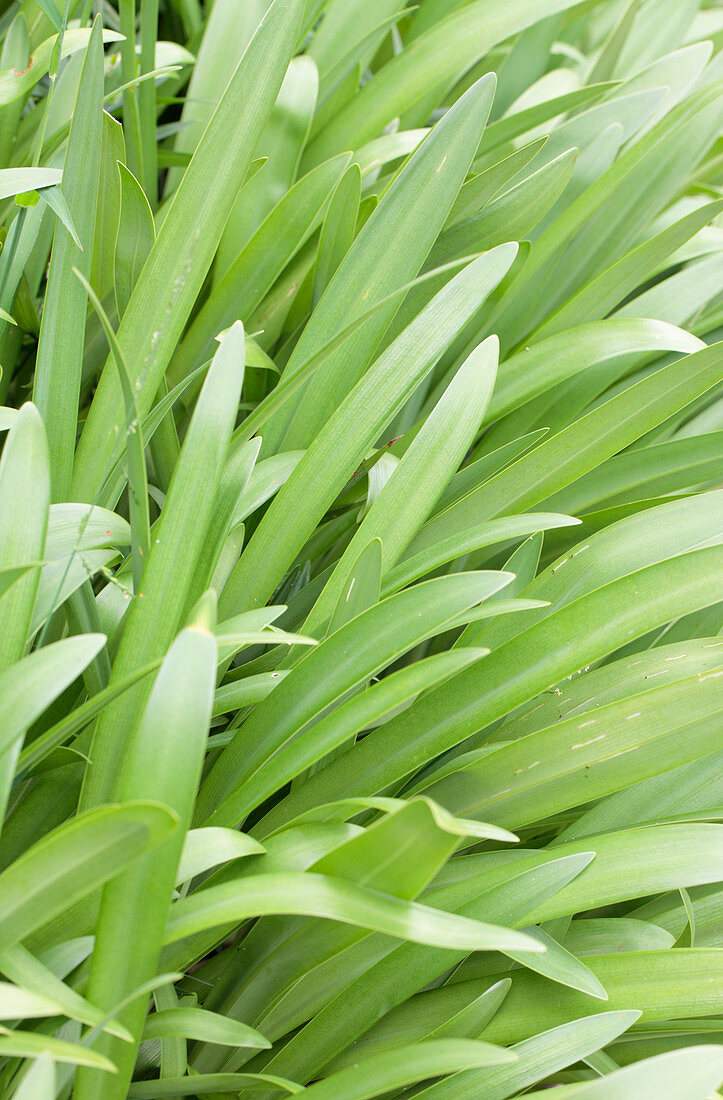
[{"left": 0, "top": 0, "right": 721, "bottom": 1097}]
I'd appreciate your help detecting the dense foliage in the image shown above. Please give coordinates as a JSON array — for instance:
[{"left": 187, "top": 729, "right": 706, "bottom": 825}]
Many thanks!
[{"left": 0, "top": 0, "right": 721, "bottom": 1096}]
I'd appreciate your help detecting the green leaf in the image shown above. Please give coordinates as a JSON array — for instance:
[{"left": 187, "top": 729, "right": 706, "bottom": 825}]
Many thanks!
[
  {"left": 91, "top": 112, "right": 126, "bottom": 300},
  {"left": 76, "top": 627, "right": 217, "bottom": 1099},
  {"left": 200, "top": 571, "right": 514, "bottom": 827},
  {"left": 303, "top": 1039, "right": 516, "bottom": 1100},
  {"left": 253, "top": 853, "right": 594, "bottom": 1083},
  {"left": 215, "top": 53, "right": 319, "bottom": 278},
  {"left": 313, "top": 163, "right": 361, "bottom": 308},
  {"left": 251, "top": 651, "right": 493, "bottom": 837},
  {"left": 77, "top": 270, "right": 151, "bottom": 594},
  {"left": 169, "top": 153, "right": 350, "bottom": 387},
  {"left": 328, "top": 979, "right": 512, "bottom": 1069},
  {"left": 177, "top": 828, "right": 266, "bottom": 882},
  {"left": 478, "top": 949, "right": 723, "bottom": 1045},
  {"left": 0, "top": 943, "right": 132, "bottom": 1039},
  {"left": 128, "top": 1072, "right": 304, "bottom": 1096},
  {"left": 114, "top": 162, "right": 155, "bottom": 320},
  {"left": 284, "top": 543, "right": 723, "bottom": 808},
  {"left": 326, "top": 537, "right": 383, "bottom": 637},
  {"left": 383, "top": 512, "right": 578, "bottom": 595},
  {"left": 485, "top": 317, "right": 704, "bottom": 427},
  {"left": 305, "top": 336, "right": 499, "bottom": 633},
  {"left": 0, "top": 802, "right": 177, "bottom": 951},
  {"left": 163, "top": 870, "right": 544, "bottom": 954},
  {"left": 220, "top": 248, "right": 516, "bottom": 618},
  {"left": 32, "top": 19, "right": 105, "bottom": 502},
  {"left": 418, "top": 665, "right": 723, "bottom": 828},
  {"left": 265, "top": 74, "right": 498, "bottom": 454},
  {"left": 0, "top": 404, "right": 49, "bottom": 817},
  {"left": 523, "top": 1047, "right": 723, "bottom": 1098},
  {"left": 412, "top": 1012, "right": 642, "bottom": 1100},
  {"left": 0, "top": 633, "right": 106, "bottom": 757},
  {"left": 72, "top": 0, "right": 305, "bottom": 503},
  {"left": 304, "top": 1, "right": 610, "bottom": 161},
  {"left": 10, "top": 1054, "right": 55, "bottom": 1099},
  {"left": 80, "top": 323, "right": 244, "bottom": 809},
  {"left": 143, "top": 1006, "right": 270, "bottom": 1048},
  {"left": 0, "top": 169, "right": 63, "bottom": 199},
  {"left": 0, "top": 1032, "right": 116, "bottom": 1072}
]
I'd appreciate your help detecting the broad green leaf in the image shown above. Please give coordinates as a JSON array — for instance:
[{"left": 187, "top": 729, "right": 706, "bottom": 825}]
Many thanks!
[
  {"left": 80, "top": 324, "right": 244, "bottom": 809},
  {"left": 523, "top": 1047, "right": 723, "bottom": 1098},
  {"left": 449, "top": 137, "right": 549, "bottom": 224},
  {"left": 0, "top": 29, "right": 121, "bottom": 106},
  {"left": 200, "top": 572, "right": 513, "bottom": 827},
  {"left": 304, "top": 1, "right": 610, "bottom": 161},
  {"left": 503, "top": 925, "right": 608, "bottom": 1000},
  {"left": 0, "top": 168, "right": 62, "bottom": 198},
  {"left": 475, "top": 83, "right": 620, "bottom": 158},
  {"left": 0, "top": 1032, "right": 115, "bottom": 1072},
  {"left": 562, "top": 918, "right": 675, "bottom": 955},
  {"left": 0, "top": 404, "right": 49, "bottom": 818},
  {"left": 91, "top": 111, "right": 125, "bottom": 299},
  {"left": 418, "top": 666, "right": 723, "bottom": 827},
  {"left": 563, "top": 746, "right": 723, "bottom": 844},
  {"left": 211, "top": 797, "right": 518, "bottom": 1053},
  {"left": 77, "top": 628, "right": 215, "bottom": 1098},
  {"left": 485, "top": 318, "right": 703, "bottom": 427},
  {"left": 114, "top": 162, "right": 155, "bottom": 319},
  {"left": 163, "top": 870, "right": 544, "bottom": 955},
  {"left": 412, "top": 1012, "right": 641, "bottom": 1100},
  {"left": 254, "top": 853, "right": 593, "bottom": 1082},
  {"left": 16, "top": 657, "right": 162, "bottom": 772},
  {"left": 263, "top": 74, "right": 498, "bottom": 454},
  {"left": 303, "top": 1039, "right": 515, "bottom": 1100},
  {"left": 313, "top": 163, "right": 361, "bottom": 308},
  {"left": 10, "top": 1053, "right": 55, "bottom": 1099},
  {"left": 164, "top": 0, "right": 270, "bottom": 194},
  {"left": 177, "top": 828, "right": 265, "bottom": 883},
  {"left": 433, "top": 148, "right": 578, "bottom": 268},
  {"left": 220, "top": 249, "right": 517, "bottom": 618},
  {"left": 215, "top": 54, "right": 319, "bottom": 279},
  {"left": 143, "top": 1006, "right": 269, "bottom": 1048},
  {"left": 72, "top": 0, "right": 305, "bottom": 503},
  {"left": 230, "top": 450, "right": 304, "bottom": 526},
  {"left": 128, "top": 1072, "right": 303, "bottom": 1096},
  {"left": 247, "top": 651, "right": 493, "bottom": 835},
  {"left": 78, "top": 271, "right": 151, "bottom": 593},
  {"left": 489, "top": 81, "right": 723, "bottom": 349},
  {"left": 326, "top": 537, "right": 383, "bottom": 637},
  {"left": 426, "top": 341, "right": 723, "bottom": 537},
  {"left": 0, "top": 943, "right": 131, "bottom": 1039},
  {"left": 547, "top": 431, "right": 723, "bottom": 513},
  {"left": 326, "top": 979, "right": 512, "bottom": 1070},
  {"left": 280, "top": 543, "right": 723, "bottom": 808},
  {"left": 533, "top": 198, "right": 723, "bottom": 340},
  {"left": 383, "top": 513, "right": 578, "bottom": 594},
  {"left": 493, "top": 636, "right": 723, "bottom": 741},
  {"left": 0, "top": 802, "right": 177, "bottom": 951},
  {"left": 477, "top": 950, "right": 723, "bottom": 1045},
  {"left": 187, "top": 435, "right": 261, "bottom": 610},
  {"left": 212, "top": 671, "right": 291, "bottom": 718},
  {"left": 305, "top": 338, "right": 498, "bottom": 631},
  {"left": 0, "top": 564, "right": 41, "bottom": 602},
  {"left": 437, "top": 825, "right": 723, "bottom": 926},
  {"left": 32, "top": 20, "right": 104, "bottom": 502},
  {"left": 0, "top": 634, "right": 106, "bottom": 757},
  {"left": 0, "top": 13, "right": 30, "bottom": 166},
  {"left": 0, "top": 981, "right": 82, "bottom": 1019},
  {"left": 170, "top": 153, "right": 350, "bottom": 386}
]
